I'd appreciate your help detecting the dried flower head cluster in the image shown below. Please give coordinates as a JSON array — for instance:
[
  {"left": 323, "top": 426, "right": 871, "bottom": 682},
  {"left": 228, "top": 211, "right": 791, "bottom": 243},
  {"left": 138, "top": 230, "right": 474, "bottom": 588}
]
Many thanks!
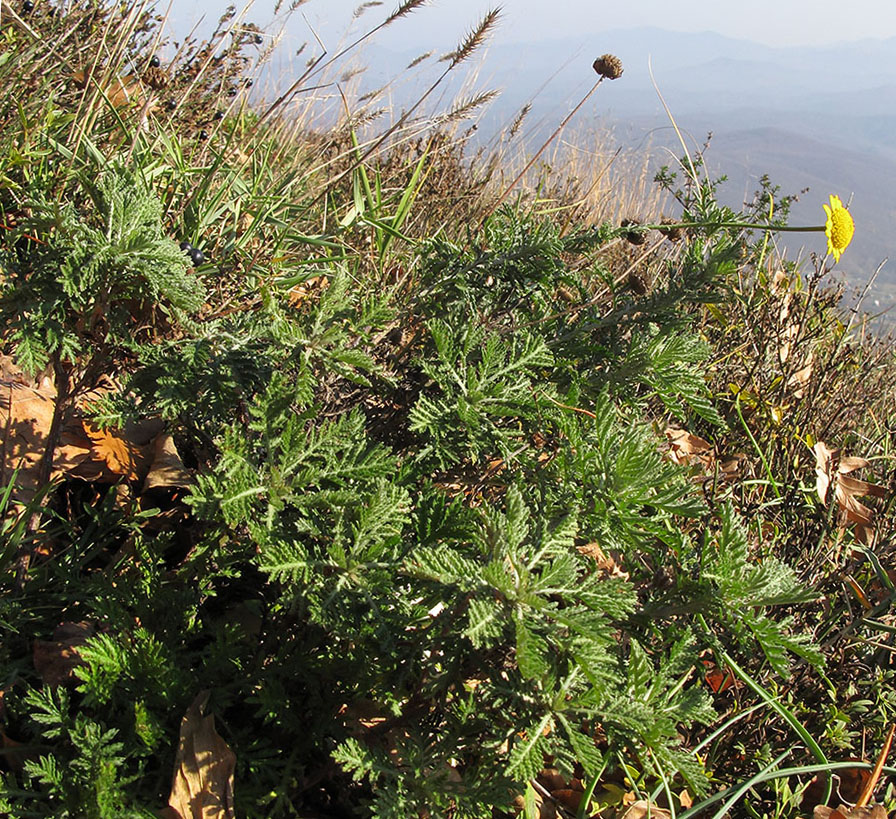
[
  {"left": 658, "top": 217, "right": 684, "bottom": 243},
  {"left": 620, "top": 217, "right": 647, "bottom": 245},
  {"left": 593, "top": 54, "right": 624, "bottom": 80}
]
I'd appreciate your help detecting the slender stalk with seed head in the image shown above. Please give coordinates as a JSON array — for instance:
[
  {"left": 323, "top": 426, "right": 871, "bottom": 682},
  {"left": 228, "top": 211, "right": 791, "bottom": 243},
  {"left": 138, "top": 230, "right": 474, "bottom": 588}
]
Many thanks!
[
  {"left": 259, "top": 0, "right": 429, "bottom": 125},
  {"left": 483, "top": 54, "right": 624, "bottom": 223},
  {"left": 312, "top": 9, "right": 501, "bottom": 202}
]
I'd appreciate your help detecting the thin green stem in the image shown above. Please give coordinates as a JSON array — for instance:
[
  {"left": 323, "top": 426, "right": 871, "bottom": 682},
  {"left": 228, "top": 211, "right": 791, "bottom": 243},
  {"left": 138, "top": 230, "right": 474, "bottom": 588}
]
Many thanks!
[
  {"left": 734, "top": 394, "right": 782, "bottom": 500},
  {"left": 679, "top": 762, "right": 896, "bottom": 819}
]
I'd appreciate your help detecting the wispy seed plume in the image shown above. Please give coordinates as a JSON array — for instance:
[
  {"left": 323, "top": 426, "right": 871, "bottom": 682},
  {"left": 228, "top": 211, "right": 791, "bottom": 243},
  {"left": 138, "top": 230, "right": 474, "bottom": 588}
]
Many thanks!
[
  {"left": 439, "top": 89, "right": 500, "bottom": 124},
  {"left": 508, "top": 103, "right": 531, "bottom": 138},
  {"left": 441, "top": 8, "right": 501, "bottom": 68},
  {"left": 406, "top": 51, "right": 433, "bottom": 69},
  {"left": 385, "top": 0, "right": 429, "bottom": 25},
  {"left": 354, "top": 2, "right": 385, "bottom": 19}
]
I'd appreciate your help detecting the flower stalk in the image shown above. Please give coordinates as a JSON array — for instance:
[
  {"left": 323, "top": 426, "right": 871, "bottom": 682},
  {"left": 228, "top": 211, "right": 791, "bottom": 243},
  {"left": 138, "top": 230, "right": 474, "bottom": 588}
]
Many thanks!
[{"left": 627, "top": 194, "right": 855, "bottom": 261}]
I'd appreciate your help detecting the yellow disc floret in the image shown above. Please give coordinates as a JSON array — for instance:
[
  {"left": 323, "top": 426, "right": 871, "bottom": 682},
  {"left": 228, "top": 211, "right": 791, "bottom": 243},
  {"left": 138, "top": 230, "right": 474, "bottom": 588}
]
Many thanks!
[{"left": 823, "top": 194, "right": 855, "bottom": 262}]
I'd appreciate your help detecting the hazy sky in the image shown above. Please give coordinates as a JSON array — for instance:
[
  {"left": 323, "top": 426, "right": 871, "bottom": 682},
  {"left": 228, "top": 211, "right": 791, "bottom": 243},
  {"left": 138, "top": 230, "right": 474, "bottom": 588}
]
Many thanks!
[{"left": 178, "top": 0, "right": 896, "bottom": 51}]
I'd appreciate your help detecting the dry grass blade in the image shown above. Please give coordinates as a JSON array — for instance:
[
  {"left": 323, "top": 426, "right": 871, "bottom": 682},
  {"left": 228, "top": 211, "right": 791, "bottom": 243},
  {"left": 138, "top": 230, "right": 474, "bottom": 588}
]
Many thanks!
[{"left": 855, "top": 724, "right": 895, "bottom": 807}]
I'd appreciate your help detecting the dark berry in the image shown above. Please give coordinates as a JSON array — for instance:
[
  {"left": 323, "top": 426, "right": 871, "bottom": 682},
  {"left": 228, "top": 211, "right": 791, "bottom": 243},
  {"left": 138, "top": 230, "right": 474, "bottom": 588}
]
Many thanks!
[
  {"left": 227, "top": 88, "right": 238, "bottom": 97},
  {"left": 254, "top": 34, "right": 263, "bottom": 44},
  {"left": 22, "top": 0, "right": 34, "bottom": 12},
  {"left": 189, "top": 247, "right": 206, "bottom": 266},
  {"left": 198, "top": 130, "right": 208, "bottom": 140},
  {"left": 149, "top": 55, "right": 161, "bottom": 68},
  {"left": 243, "top": 79, "right": 253, "bottom": 88},
  {"left": 165, "top": 99, "right": 177, "bottom": 111},
  {"left": 179, "top": 241, "right": 193, "bottom": 254},
  {"left": 213, "top": 111, "right": 224, "bottom": 121}
]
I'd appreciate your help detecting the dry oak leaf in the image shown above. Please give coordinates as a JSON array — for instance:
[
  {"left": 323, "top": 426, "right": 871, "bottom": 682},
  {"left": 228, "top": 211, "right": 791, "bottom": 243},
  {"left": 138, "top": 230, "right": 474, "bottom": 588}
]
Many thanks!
[
  {"left": 166, "top": 692, "right": 235, "bottom": 819},
  {"left": 814, "top": 441, "right": 888, "bottom": 544},
  {"left": 33, "top": 621, "right": 95, "bottom": 686},
  {"left": 0, "top": 380, "right": 93, "bottom": 498},
  {"left": 1, "top": 375, "right": 159, "bottom": 498},
  {"left": 577, "top": 542, "right": 629, "bottom": 580},
  {"left": 620, "top": 800, "right": 673, "bottom": 819},
  {"left": 69, "top": 420, "right": 149, "bottom": 482},
  {"left": 665, "top": 427, "right": 712, "bottom": 466},
  {"left": 802, "top": 762, "right": 872, "bottom": 807}
]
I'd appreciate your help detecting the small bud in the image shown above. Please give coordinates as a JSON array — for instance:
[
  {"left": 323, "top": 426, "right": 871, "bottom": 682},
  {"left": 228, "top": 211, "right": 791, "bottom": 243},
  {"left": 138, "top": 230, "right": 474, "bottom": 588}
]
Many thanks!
[{"left": 593, "top": 54, "right": 623, "bottom": 80}]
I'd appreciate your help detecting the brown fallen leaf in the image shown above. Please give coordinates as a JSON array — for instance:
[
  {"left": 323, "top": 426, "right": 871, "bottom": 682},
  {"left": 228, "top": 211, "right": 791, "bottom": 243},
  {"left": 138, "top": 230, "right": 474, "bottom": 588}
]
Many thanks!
[
  {"left": 577, "top": 542, "right": 629, "bottom": 580},
  {"left": 718, "top": 453, "right": 746, "bottom": 482},
  {"left": 552, "top": 787, "right": 583, "bottom": 813},
  {"left": 701, "top": 657, "right": 737, "bottom": 694},
  {"left": 665, "top": 427, "right": 713, "bottom": 467},
  {"left": 0, "top": 380, "right": 93, "bottom": 500},
  {"left": 803, "top": 764, "right": 871, "bottom": 809},
  {"left": 0, "top": 355, "right": 31, "bottom": 385},
  {"left": 536, "top": 768, "right": 567, "bottom": 793},
  {"left": 167, "top": 691, "right": 236, "bottom": 819},
  {"left": 70, "top": 420, "right": 149, "bottom": 482},
  {"left": 620, "top": 799, "right": 673, "bottom": 819},
  {"left": 1, "top": 375, "right": 163, "bottom": 500},
  {"left": 814, "top": 442, "right": 888, "bottom": 545},
  {"left": 788, "top": 350, "right": 814, "bottom": 398},
  {"left": 143, "top": 434, "right": 191, "bottom": 492},
  {"left": 33, "top": 621, "right": 95, "bottom": 686}
]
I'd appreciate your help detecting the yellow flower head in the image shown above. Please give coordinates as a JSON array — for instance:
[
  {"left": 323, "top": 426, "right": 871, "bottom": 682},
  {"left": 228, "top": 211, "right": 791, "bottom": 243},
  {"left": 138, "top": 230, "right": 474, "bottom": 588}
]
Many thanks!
[{"left": 823, "top": 194, "right": 854, "bottom": 262}]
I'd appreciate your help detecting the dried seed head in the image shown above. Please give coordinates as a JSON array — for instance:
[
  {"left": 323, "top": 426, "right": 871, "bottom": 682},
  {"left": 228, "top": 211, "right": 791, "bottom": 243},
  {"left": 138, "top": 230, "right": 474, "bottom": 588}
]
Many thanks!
[
  {"left": 627, "top": 271, "right": 649, "bottom": 295},
  {"left": 141, "top": 65, "right": 169, "bottom": 91},
  {"left": 593, "top": 54, "right": 623, "bottom": 80},
  {"left": 658, "top": 217, "right": 683, "bottom": 243},
  {"left": 621, "top": 218, "right": 647, "bottom": 245}
]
